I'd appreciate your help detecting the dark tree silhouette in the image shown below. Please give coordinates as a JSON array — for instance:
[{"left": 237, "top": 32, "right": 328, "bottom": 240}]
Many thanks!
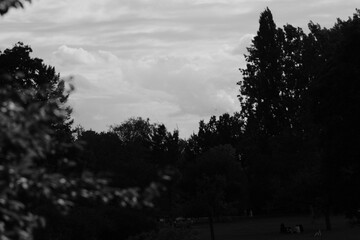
[
  {"left": 308, "top": 9, "right": 360, "bottom": 229},
  {"left": 239, "top": 7, "right": 360, "bottom": 228},
  {"left": 196, "top": 113, "right": 244, "bottom": 153},
  {"left": 238, "top": 8, "right": 287, "bottom": 214},
  {"left": 179, "top": 145, "right": 246, "bottom": 240},
  {"left": 0, "top": 43, "right": 75, "bottom": 170},
  {"left": 239, "top": 8, "right": 284, "bottom": 137}
]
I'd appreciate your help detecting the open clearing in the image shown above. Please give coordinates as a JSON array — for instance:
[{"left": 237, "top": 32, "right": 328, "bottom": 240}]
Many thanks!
[{"left": 193, "top": 216, "right": 360, "bottom": 240}]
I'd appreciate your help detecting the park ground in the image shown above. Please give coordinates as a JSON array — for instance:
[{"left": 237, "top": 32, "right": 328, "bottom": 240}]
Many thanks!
[{"left": 193, "top": 215, "right": 360, "bottom": 240}]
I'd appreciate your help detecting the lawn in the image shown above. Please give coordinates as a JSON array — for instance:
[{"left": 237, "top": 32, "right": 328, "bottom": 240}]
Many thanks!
[{"left": 193, "top": 215, "right": 360, "bottom": 240}]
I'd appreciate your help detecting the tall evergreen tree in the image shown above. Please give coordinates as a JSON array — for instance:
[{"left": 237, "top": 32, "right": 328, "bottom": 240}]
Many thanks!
[
  {"left": 238, "top": 8, "right": 325, "bottom": 214},
  {"left": 238, "top": 8, "right": 286, "bottom": 213},
  {"left": 239, "top": 8, "right": 284, "bottom": 137}
]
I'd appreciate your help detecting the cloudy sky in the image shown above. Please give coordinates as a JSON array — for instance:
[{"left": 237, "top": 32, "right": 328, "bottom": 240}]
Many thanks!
[{"left": 0, "top": 0, "right": 358, "bottom": 137}]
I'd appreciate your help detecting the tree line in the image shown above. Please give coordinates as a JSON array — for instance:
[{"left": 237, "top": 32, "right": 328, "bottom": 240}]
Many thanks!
[{"left": 238, "top": 8, "right": 360, "bottom": 230}]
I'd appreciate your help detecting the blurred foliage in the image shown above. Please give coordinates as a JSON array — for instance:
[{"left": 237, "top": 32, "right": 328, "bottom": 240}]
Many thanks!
[
  {"left": 0, "top": 44, "right": 164, "bottom": 240},
  {"left": 0, "top": 0, "right": 30, "bottom": 15}
]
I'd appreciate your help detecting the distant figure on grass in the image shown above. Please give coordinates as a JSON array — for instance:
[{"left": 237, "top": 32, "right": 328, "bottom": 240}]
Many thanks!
[
  {"left": 280, "top": 223, "right": 304, "bottom": 234},
  {"left": 244, "top": 209, "right": 253, "bottom": 217},
  {"left": 314, "top": 229, "right": 322, "bottom": 239},
  {"left": 249, "top": 209, "right": 253, "bottom": 217},
  {"left": 294, "top": 224, "right": 304, "bottom": 233}
]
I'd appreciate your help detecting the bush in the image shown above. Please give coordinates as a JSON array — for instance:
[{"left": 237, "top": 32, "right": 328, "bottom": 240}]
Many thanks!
[{"left": 35, "top": 206, "right": 157, "bottom": 240}]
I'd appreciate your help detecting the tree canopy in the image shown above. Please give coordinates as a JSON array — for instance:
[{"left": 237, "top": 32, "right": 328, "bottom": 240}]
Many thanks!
[
  {"left": 238, "top": 7, "right": 360, "bottom": 229},
  {"left": 0, "top": 44, "right": 163, "bottom": 240}
]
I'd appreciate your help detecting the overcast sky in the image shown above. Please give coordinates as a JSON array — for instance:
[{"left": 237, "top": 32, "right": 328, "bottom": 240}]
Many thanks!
[{"left": 0, "top": 0, "right": 358, "bottom": 138}]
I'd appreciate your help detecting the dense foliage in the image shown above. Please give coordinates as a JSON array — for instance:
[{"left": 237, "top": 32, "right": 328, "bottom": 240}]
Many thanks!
[
  {"left": 238, "top": 8, "right": 360, "bottom": 229},
  {"left": 0, "top": 44, "right": 163, "bottom": 240}
]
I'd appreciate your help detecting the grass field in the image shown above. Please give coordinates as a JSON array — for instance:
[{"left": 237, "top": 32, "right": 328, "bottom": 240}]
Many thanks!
[{"left": 193, "top": 216, "right": 360, "bottom": 240}]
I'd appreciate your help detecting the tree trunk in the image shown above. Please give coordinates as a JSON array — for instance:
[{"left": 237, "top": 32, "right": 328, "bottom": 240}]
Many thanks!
[
  {"left": 324, "top": 184, "right": 332, "bottom": 231},
  {"left": 168, "top": 188, "right": 173, "bottom": 214},
  {"left": 325, "top": 206, "right": 332, "bottom": 231},
  {"left": 208, "top": 210, "right": 215, "bottom": 240}
]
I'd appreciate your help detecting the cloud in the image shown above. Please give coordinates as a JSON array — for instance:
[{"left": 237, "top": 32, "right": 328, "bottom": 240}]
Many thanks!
[
  {"left": 231, "top": 34, "right": 255, "bottom": 55},
  {"left": 53, "top": 45, "right": 97, "bottom": 65},
  {"left": 1, "top": 0, "right": 360, "bottom": 137},
  {"left": 56, "top": 45, "right": 240, "bottom": 137},
  {"left": 51, "top": 46, "right": 128, "bottom": 94},
  {"left": 121, "top": 53, "right": 240, "bottom": 116}
]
